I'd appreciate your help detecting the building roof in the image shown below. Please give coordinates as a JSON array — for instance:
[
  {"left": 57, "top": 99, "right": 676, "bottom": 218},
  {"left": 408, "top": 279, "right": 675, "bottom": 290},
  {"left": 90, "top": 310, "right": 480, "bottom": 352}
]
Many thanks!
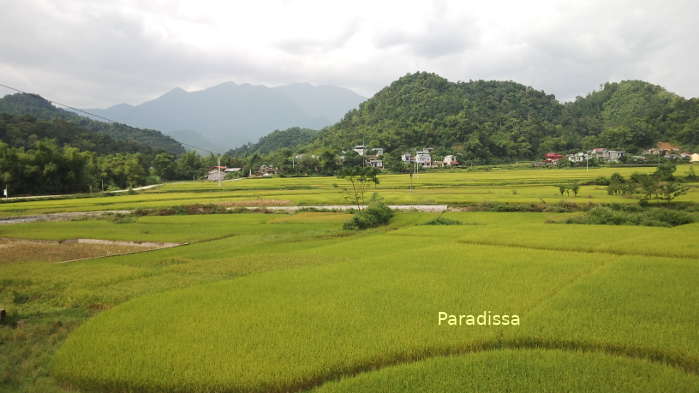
[{"left": 656, "top": 142, "right": 681, "bottom": 151}]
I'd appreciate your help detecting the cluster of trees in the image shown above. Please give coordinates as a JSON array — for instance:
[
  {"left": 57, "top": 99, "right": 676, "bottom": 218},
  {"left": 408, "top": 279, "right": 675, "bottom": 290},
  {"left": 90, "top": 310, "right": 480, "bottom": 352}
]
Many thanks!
[
  {"left": 0, "top": 141, "right": 222, "bottom": 195},
  {"left": 606, "top": 163, "right": 690, "bottom": 204}
]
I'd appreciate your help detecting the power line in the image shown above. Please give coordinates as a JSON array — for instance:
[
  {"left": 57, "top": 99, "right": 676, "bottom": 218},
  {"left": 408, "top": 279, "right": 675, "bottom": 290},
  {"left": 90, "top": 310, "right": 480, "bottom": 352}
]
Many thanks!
[{"left": 0, "top": 81, "right": 216, "bottom": 155}]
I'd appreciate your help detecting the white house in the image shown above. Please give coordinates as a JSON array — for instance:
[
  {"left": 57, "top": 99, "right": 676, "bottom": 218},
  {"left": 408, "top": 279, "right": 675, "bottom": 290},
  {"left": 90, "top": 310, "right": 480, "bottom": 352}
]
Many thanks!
[
  {"left": 401, "top": 153, "right": 413, "bottom": 162},
  {"left": 589, "top": 148, "right": 625, "bottom": 162},
  {"left": 415, "top": 150, "right": 432, "bottom": 166},
  {"left": 352, "top": 145, "right": 366, "bottom": 156},
  {"left": 567, "top": 152, "right": 588, "bottom": 163},
  {"left": 443, "top": 155, "right": 459, "bottom": 166},
  {"left": 691, "top": 153, "right": 699, "bottom": 163}
]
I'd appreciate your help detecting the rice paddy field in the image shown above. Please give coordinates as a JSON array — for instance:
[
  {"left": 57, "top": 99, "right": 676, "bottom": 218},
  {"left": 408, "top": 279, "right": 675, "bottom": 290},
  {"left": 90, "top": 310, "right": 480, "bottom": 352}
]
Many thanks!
[
  {"left": 1, "top": 166, "right": 698, "bottom": 393},
  {"left": 2, "top": 165, "right": 697, "bottom": 218}
]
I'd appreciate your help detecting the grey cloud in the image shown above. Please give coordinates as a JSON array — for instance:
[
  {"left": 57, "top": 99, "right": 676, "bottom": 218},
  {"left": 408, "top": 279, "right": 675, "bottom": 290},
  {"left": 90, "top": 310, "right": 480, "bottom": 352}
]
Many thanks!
[
  {"left": 1, "top": 0, "right": 697, "bottom": 109},
  {"left": 276, "top": 20, "right": 360, "bottom": 55}
]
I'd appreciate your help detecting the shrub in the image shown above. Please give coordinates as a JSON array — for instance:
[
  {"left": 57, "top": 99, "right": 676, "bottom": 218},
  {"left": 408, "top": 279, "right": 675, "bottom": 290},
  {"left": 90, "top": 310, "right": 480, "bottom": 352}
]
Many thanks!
[
  {"left": 566, "top": 207, "right": 693, "bottom": 227},
  {"left": 423, "top": 216, "right": 462, "bottom": 225},
  {"left": 133, "top": 204, "right": 229, "bottom": 216},
  {"left": 343, "top": 194, "right": 393, "bottom": 230}
]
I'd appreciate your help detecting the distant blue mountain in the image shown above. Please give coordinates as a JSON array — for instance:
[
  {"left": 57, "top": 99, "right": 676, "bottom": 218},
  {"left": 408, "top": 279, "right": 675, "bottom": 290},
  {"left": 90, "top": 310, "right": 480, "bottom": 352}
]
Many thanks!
[{"left": 85, "top": 82, "right": 366, "bottom": 152}]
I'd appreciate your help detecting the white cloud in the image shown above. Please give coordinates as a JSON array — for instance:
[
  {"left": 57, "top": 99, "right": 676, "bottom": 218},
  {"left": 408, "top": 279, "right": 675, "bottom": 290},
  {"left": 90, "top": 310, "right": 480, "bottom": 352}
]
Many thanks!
[{"left": 0, "top": 0, "right": 697, "bottom": 107}]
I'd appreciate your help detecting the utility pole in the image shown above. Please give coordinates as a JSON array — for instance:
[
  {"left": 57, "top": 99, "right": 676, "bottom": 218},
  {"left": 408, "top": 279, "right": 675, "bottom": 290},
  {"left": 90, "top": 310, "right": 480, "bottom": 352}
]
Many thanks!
[
  {"left": 586, "top": 154, "right": 589, "bottom": 172},
  {"left": 217, "top": 154, "right": 222, "bottom": 188}
]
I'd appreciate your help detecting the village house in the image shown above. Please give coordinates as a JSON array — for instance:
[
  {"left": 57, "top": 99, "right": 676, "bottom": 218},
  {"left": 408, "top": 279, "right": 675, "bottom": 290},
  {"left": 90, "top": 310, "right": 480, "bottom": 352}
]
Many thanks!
[
  {"left": 443, "top": 155, "right": 459, "bottom": 166},
  {"left": 352, "top": 145, "right": 367, "bottom": 156},
  {"left": 645, "top": 142, "right": 681, "bottom": 157},
  {"left": 567, "top": 152, "right": 589, "bottom": 163},
  {"left": 589, "top": 148, "right": 625, "bottom": 162},
  {"left": 415, "top": 150, "right": 432, "bottom": 167},
  {"left": 691, "top": 153, "right": 699, "bottom": 163},
  {"left": 401, "top": 153, "right": 413, "bottom": 162},
  {"left": 544, "top": 153, "right": 563, "bottom": 164},
  {"left": 257, "top": 164, "right": 277, "bottom": 177},
  {"left": 207, "top": 166, "right": 226, "bottom": 181},
  {"left": 351, "top": 145, "right": 384, "bottom": 168}
]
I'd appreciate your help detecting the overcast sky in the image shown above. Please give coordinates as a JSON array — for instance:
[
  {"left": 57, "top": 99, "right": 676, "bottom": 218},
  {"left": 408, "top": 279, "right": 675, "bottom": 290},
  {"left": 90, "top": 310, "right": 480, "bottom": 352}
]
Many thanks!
[{"left": 1, "top": 0, "right": 697, "bottom": 108}]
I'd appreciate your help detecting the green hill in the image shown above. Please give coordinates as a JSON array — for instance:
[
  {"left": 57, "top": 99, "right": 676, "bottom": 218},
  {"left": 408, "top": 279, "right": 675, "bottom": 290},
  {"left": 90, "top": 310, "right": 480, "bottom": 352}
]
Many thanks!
[
  {"left": 226, "top": 127, "right": 319, "bottom": 157},
  {"left": 304, "top": 73, "right": 699, "bottom": 161},
  {"left": 313, "top": 72, "right": 565, "bottom": 161},
  {"left": 0, "top": 93, "right": 184, "bottom": 154},
  {"left": 562, "top": 80, "right": 699, "bottom": 150}
]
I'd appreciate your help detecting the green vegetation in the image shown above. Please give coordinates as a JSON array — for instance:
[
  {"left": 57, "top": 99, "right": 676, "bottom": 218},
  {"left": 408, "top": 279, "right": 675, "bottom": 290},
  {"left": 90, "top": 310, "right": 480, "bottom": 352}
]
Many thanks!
[
  {"left": 423, "top": 215, "right": 462, "bottom": 225},
  {"left": 0, "top": 93, "right": 184, "bottom": 154},
  {"left": 565, "top": 206, "right": 694, "bottom": 227},
  {"left": 335, "top": 166, "right": 380, "bottom": 208},
  {"left": 309, "top": 350, "right": 699, "bottom": 393},
  {"left": 227, "top": 127, "right": 319, "bottom": 157},
  {"left": 303, "top": 74, "right": 699, "bottom": 162},
  {"left": 343, "top": 194, "right": 393, "bottom": 229}
]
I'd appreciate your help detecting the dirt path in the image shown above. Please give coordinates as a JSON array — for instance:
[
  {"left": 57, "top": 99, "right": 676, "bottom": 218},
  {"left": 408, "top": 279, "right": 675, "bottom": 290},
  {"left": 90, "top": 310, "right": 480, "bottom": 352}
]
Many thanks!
[{"left": 0, "top": 210, "right": 131, "bottom": 225}]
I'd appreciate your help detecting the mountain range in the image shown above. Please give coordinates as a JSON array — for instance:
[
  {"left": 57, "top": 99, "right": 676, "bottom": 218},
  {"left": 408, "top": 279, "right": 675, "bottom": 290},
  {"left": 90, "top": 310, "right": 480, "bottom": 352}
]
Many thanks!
[{"left": 85, "top": 82, "right": 366, "bottom": 153}]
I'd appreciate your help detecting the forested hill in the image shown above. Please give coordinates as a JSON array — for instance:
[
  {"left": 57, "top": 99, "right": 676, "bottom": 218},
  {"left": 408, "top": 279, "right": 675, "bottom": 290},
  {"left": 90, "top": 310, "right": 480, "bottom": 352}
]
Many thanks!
[
  {"left": 562, "top": 80, "right": 699, "bottom": 151},
  {"left": 310, "top": 72, "right": 699, "bottom": 161},
  {"left": 0, "top": 93, "right": 184, "bottom": 154},
  {"left": 226, "top": 127, "right": 319, "bottom": 157}
]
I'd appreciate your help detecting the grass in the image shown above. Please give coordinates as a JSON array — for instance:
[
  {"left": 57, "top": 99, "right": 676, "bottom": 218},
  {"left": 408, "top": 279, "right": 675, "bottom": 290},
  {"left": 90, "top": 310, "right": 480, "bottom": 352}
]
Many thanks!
[
  {"left": 3, "top": 166, "right": 693, "bottom": 218},
  {"left": 48, "top": 212, "right": 699, "bottom": 393}
]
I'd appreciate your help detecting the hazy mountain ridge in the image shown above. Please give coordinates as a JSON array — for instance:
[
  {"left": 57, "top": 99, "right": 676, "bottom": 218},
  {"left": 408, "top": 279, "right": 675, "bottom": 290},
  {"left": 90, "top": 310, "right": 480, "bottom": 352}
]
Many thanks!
[{"left": 86, "top": 82, "right": 366, "bottom": 152}]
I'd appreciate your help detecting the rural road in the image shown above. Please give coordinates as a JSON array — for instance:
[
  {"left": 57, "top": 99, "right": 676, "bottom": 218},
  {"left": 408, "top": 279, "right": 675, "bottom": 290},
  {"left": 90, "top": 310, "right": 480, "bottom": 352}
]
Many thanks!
[
  {"left": 1, "top": 184, "right": 163, "bottom": 201},
  {"left": 0, "top": 205, "right": 448, "bottom": 225}
]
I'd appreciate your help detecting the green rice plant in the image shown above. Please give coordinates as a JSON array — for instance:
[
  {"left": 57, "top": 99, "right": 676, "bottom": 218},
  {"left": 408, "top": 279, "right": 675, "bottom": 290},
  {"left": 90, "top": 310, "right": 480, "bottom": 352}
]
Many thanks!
[
  {"left": 3, "top": 209, "right": 699, "bottom": 393},
  {"left": 308, "top": 349, "right": 699, "bottom": 393},
  {"left": 51, "top": 235, "right": 699, "bottom": 393}
]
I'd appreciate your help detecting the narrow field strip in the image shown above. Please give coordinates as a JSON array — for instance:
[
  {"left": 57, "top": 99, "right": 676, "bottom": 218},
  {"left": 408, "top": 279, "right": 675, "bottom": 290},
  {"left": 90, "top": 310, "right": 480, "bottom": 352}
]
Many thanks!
[
  {"left": 299, "top": 338, "right": 699, "bottom": 393},
  {"left": 455, "top": 239, "right": 699, "bottom": 260},
  {"left": 306, "top": 349, "right": 699, "bottom": 393}
]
